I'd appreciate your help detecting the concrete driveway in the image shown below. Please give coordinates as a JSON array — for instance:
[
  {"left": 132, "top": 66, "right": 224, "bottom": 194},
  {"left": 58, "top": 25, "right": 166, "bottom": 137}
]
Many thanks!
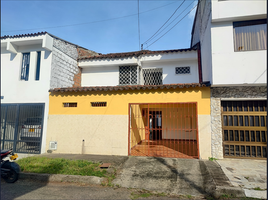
[{"left": 113, "top": 156, "right": 206, "bottom": 198}]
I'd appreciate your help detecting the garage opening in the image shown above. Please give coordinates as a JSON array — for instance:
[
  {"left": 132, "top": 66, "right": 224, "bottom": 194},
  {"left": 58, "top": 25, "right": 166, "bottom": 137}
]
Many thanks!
[
  {"left": 129, "top": 103, "right": 199, "bottom": 159},
  {"left": 1, "top": 104, "right": 44, "bottom": 154},
  {"left": 222, "top": 100, "right": 267, "bottom": 159}
]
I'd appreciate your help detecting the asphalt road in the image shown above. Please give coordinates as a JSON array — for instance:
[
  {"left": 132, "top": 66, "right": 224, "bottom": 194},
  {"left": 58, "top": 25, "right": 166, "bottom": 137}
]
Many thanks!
[{"left": 1, "top": 180, "right": 207, "bottom": 200}]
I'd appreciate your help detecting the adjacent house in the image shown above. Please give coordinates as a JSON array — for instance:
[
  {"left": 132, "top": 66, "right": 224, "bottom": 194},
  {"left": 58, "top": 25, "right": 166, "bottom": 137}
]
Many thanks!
[
  {"left": 191, "top": 0, "right": 267, "bottom": 159},
  {"left": 1, "top": 32, "right": 97, "bottom": 154},
  {"left": 46, "top": 48, "right": 212, "bottom": 159}
]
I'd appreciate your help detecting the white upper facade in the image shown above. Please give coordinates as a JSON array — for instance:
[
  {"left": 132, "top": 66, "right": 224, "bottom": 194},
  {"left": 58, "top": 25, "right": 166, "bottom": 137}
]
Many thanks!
[
  {"left": 78, "top": 49, "right": 200, "bottom": 87},
  {"left": 191, "top": 0, "right": 267, "bottom": 87}
]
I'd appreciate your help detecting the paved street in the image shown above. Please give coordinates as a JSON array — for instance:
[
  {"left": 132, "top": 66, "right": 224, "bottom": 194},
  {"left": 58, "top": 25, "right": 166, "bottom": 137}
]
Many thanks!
[{"left": 1, "top": 180, "right": 207, "bottom": 200}]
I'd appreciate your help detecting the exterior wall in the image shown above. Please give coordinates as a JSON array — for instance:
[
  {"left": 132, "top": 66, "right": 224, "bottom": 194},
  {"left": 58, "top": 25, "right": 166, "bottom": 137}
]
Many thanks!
[
  {"left": 210, "top": 86, "right": 267, "bottom": 159},
  {"left": 142, "top": 60, "right": 198, "bottom": 85},
  {"left": 80, "top": 51, "right": 199, "bottom": 87},
  {"left": 50, "top": 38, "right": 80, "bottom": 89},
  {"left": 1, "top": 44, "right": 53, "bottom": 154},
  {"left": 191, "top": 0, "right": 212, "bottom": 83},
  {"left": 211, "top": 21, "right": 267, "bottom": 86},
  {"left": 46, "top": 87, "right": 211, "bottom": 159},
  {"left": 211, "top": 0, "right": 267, "bottom": 22},
  {"left": 81, "top": 66, "right": 119, "bottom": 87}
]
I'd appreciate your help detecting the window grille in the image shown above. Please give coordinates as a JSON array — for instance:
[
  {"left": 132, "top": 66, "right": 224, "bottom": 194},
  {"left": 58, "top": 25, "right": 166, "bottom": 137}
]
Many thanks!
[
  {"left": 119, "top": 66, "right": 138, "bottom": 85},
  {"left": 63, "top": 103, "right": 77, "bottom": 107},
  {"left": 142, "top": 68, "right": 163, "bottom": 85},
  {"left": 91, "top": 102, "right": 107, "bottom": 107},
  {"left": 176, "top": 67, "right": 190, "bottom": 74},
  {"left": 21, "top": 53, "right": 30, "bottom": 81}
]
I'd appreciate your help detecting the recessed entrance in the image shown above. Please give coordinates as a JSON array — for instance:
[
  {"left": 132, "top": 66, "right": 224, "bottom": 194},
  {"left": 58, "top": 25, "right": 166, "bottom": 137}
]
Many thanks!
[{"left": 129, "top": 103, "right": 199, "bottom": 159}]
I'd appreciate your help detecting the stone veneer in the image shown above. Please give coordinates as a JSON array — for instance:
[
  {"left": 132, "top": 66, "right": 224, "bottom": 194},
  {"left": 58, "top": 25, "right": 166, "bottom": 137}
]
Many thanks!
[{"left": 211, "top": 86, "right": 267, "bottom": 159}]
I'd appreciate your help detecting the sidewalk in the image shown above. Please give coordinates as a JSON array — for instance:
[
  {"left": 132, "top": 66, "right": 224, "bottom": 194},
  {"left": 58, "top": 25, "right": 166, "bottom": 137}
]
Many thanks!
[{"left": 216, "top": 158, "right": 267, "bottom": 199}]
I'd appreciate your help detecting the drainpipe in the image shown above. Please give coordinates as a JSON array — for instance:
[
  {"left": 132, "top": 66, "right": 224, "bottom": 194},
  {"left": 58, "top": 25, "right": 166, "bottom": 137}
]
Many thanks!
[{"left": 197, "top": 42, "right": 203, "bottom": 83}]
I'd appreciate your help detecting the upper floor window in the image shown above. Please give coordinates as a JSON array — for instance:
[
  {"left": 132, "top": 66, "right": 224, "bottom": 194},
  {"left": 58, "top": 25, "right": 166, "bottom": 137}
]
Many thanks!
[
  {"left": 143, "top": 68, "right": 163, "bottom": 85},
  {"left": 119, "top": 66, "right": 138, "bottom": 85},
  {"left": 175, "top": 67, "right": 190, "bottom": 74},
  {"left": 21, "top": 53, "right": 30, "bottom": 81},
  {"left": 233, "top": 19, "right": 267, "bottom": 52},
  {"left": 35, "top": 51, "right": 41, "bottom": 81}
]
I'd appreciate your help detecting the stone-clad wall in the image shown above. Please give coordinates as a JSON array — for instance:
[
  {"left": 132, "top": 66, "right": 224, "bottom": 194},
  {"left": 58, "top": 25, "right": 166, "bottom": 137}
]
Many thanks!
[
  {"left": 50, "top": 38, "right": 79, "bottom": 89},
  {"left": 211, "top": 86, "right": 267, "bottom": 159}
]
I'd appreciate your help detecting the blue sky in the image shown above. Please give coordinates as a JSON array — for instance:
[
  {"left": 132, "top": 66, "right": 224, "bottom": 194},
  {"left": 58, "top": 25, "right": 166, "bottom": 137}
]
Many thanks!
[{"left": 1, "top": 0, "right": 197, "bottom": 54}]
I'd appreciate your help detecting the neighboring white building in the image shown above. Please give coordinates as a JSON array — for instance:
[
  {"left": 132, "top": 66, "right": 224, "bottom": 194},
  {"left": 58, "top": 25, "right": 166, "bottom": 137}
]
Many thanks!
[
  {"left": 79, "top": 49, "right": 201, "bottom": 87},
  {"left": 191, "top": 0, "right": 267, "bottom": 159},
  {"left": 1, "top": 32, "right": 97, "bottom": 154}
]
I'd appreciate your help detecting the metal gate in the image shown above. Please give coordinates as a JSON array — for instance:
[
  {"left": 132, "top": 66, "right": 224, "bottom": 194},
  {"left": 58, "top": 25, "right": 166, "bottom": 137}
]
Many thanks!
[
  {"left": 129, "top": 103, "right": 199, "bottom": 159},
  {"left": 222, "top": 101, "right": 267, "bottom": 159},
  {"left": 1, "top": 104, "right": 44, "bottom": 154}
]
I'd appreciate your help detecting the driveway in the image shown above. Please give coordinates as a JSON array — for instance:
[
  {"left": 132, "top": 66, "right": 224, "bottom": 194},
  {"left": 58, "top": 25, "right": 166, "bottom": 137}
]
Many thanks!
[{"left": 113, "top": 156, "right": 206, "bottom": 198}]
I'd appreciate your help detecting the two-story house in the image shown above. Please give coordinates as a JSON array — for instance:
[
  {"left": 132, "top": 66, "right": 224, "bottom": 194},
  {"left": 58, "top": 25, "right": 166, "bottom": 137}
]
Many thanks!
[
  {"left": 1, "top": 32, "right": 97, "bottom": 155},
  {"left": 46, "top": 48, "right": 212, "bottom": 159},
  {"left": 191, "top": 0, "right": 267, "bottom": 159}
]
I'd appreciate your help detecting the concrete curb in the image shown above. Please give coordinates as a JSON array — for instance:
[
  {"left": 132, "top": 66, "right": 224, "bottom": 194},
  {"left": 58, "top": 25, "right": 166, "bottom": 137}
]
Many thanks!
[
  {"left": 20, "top": 172, "right": 105, "bottom": 185},
  {"left": 200, "top": 160, "right": 246, "bottom": 199}
]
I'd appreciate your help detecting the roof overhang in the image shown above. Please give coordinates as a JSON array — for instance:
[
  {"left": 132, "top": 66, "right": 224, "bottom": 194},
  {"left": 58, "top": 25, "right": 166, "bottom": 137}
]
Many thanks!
[{"left": 1, "top": 33, "right": 53, "bottom": 53}]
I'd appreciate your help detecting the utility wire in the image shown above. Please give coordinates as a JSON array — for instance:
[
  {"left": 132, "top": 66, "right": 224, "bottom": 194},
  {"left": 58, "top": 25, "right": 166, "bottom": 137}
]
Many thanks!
[
  {"left": 2, "top": 1, "right": 177, "bottom": 33},
  {"left": 145, "top": 1, "right": 198, "bottom": 49},
  {"left": 138, "top": 0, "right": 141, "bottom": 50},
  {"left": 144, "top": 0, "right": 196, "bottom": 49},
  {"left": 143, "top": 0, "right": 185, "bottom": 45}
]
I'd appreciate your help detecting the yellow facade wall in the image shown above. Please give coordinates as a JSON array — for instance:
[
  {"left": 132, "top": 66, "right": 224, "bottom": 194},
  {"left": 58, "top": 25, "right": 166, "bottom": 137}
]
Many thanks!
[
  {"left": 47, "top": 87, "right": 211, "bottom": 158},
  {"left": 49, "top": 87, "right": 210, "bottom": 115}
]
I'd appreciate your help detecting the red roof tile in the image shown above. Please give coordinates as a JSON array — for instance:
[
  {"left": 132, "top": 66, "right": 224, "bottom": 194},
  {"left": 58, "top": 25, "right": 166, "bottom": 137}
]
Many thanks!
[
  {"left": 49, "top": 83, "right": 209, "bottom": 93},
  {"left": 78, "top": 48, "right": 196, "bottom": 61}
]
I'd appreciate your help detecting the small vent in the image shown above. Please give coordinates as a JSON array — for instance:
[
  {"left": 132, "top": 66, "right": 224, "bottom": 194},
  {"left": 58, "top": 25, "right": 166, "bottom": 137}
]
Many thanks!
[
  {"left": 176, "top": 67, "right": 190, "bottom": 74},
  {"left": 91, "top": 102, "right": 107, "bottom": 107},
  {"left": 63, "top": 103, "right": 77, "bottom": 107},
  {"left": 49, "top": 141, "right": 57, "bottom": 150}
]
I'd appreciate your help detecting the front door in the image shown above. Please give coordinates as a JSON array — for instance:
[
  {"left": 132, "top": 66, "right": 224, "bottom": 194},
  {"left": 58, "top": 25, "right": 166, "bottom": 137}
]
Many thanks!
[{"left": 149, "top": 111, "right": 162, "bottom": 140}]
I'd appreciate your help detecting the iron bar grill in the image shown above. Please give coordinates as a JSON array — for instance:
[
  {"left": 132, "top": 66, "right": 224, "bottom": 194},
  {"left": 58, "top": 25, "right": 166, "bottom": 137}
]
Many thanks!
[
  {"left": 222, "top": 101, "right": 267, "bottom": 159},
  {"left": 129, "top": 103, "right": 199, "bottom": 159}
]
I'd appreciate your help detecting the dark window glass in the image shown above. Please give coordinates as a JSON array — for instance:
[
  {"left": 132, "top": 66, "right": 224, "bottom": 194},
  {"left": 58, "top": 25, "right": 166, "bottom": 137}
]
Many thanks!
[
  {"left": 252, "top": 146, "right": 256, "bottom": 157},
  {"left": 245, "top": 116, "right": 249, "bottom": 126},
  {"left": 256, "top": 131, "right": 260, "bottom": 142},
  {"left": 223, "top": 116, "right": 228, "bottom": 126},
  {"left": 234, "top": 116, "right": 238, "bottom": 126},
  {"left": 224, "top": 145, "right": 229, "bottom": 156},
  {"left": 235, "top": 130, "right": 239, "bottom": 141},
  {"left": 241, "top": 146, "right": 245, "bottom": 156},
  {"left": 257, "top": 146, "right": 261, "bottom": 157},
  {"left": 229, "top": 130, "right": 234, "bottom": 141},
  {"left": 255, "top": 116, "right": 259, "bottom": 126},
  {"left": 228, "top": 116, "right": 233, "bottom": 126},
  {"left": 240, "top": 131, "right": 244, "bottom": 141},
  {"left": 235, "top": 145, "right": 240, "bottom": 156},
  {"left": 239, "top": 116, "right": 244, "bottom": 126},
  {"left": 261, "top": 131, "right": 266, "bottom": 142},
  {"left": 245, "top": 131, "right": 250, "bottom": 141},
  {"left": 224, "top": 130, "right": 228, "bottom": 141},
  {"left": 250, "top": 116, "right": 254, "bottom": 126},
  {"left": 261, "top": 116, "right": 265, "bottom": 126},
  {"left": 233, "top": 102, "right": 237, "bottom": 111},
  {"left": 238, "top": 102, "right": 243, "bottom": 111},
  {"left": 35, "top": 51, "right": 41, "bottom": 80},
  {"left": 246, "top": 146, "right": 250, "bottom": 157},
  {"left": 251, "top": 131, "right": 255, "bottom": 142},
  {"left": 262, "top": 147, "right": 267, "bottom": 158},
  {"left": 21, "top": 53, "right": 30, "bottom": 81}
]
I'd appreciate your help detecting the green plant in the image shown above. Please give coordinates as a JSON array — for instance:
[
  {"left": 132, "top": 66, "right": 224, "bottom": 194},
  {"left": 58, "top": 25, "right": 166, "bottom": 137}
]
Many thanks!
[
  {"left": 245, "top": 177, "right": 249, "bottom": 180},
  {"left": 186, "top": 194, "right": 193, "bottom": 199},
  {"left": 253, "top": 187, "right": 262, "bottom": 191},
  {"left": 130, "top": 192, "right": 153, "bottom": 200},
  {"left": 16, "top": 157, "right": 106, "bottom": 177},
  {"left": 208, "top": 157, "right": 218, "bottom": 161}
]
